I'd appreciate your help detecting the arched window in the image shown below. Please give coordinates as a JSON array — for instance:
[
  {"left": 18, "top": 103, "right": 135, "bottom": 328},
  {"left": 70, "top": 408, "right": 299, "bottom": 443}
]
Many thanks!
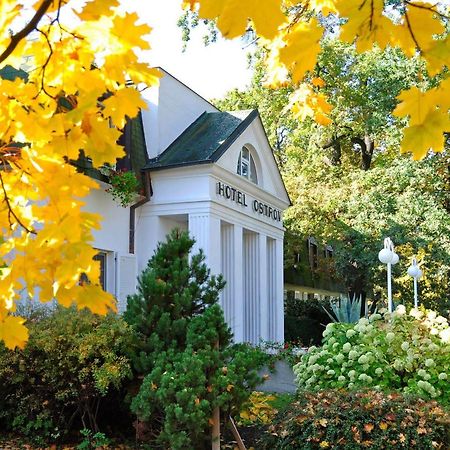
[{"left": 236, "top": 146, "right": 258, "bottom": 184}]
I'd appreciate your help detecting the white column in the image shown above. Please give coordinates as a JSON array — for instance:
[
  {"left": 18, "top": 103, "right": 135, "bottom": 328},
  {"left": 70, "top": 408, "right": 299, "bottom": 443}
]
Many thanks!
[
  {"left": 267, "top": 237, "right": 277, "bottom": 341},
  {"left": 221, "top": 222, "right": 234, "bottom": 330},
  {"left": 233, "top": 224, "right": 244, "bottom": 342},
  {"left": 243, "top": 231, "right": 260, "bottom": 344},
  {"left": 188, "top": 212, "right": 221, "bottom": 276},
  {"left": 275, "top": 238, "right": 284, "bottom": 343},
  {"left": 259, "top": 233, "right": 269, "bottom": 342}
]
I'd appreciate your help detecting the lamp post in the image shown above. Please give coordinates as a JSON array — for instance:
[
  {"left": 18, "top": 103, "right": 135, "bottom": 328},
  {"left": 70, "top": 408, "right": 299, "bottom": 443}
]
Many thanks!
[
  {"left": 378, "top": 237, "right": 399, "bottom": 313},
  {"left": 407, "top": 257, "right": 422, "bottom": 308}
]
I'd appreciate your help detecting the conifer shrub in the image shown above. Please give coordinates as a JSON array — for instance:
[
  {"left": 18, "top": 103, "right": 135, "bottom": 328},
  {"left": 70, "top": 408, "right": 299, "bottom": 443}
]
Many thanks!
[
  {"left": 124, "top": 229, "right": 267, "bottom": 450},
  {"left": 0, "top": 307, "right": 133, "bottom": 444},
  {"left": 260, "top": 390, "right": 450, "bottom": 449}
]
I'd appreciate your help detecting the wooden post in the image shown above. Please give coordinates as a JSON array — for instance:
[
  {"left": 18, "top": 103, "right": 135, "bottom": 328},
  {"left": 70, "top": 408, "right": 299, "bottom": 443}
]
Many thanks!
[
  {"left": 229, "top": 415, "right": 247, "bottom": 450},
  {"left": 212, "top": 340, "right": 220, "bottom": 450},
  {"left": 212, "top": 406, "right": 220, "bottom": 450}
]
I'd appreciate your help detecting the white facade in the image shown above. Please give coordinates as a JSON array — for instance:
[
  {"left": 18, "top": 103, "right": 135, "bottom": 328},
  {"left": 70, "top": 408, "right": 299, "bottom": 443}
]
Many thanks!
[{"left": 86, "top": 71, "right": 290, "bottom": 344}]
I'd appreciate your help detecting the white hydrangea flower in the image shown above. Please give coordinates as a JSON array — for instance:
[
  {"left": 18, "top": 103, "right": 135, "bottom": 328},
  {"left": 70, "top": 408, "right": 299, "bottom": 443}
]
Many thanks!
[
  {"left": 342, "top": 342, "right": 352, "bottom": 353},
  {"left": 418, "top": 369, "right": 427, "bottom": 378},
  {"left": 375, "top": 368, "right": 383, "bottom": 376},
  {"left": 438, "top": 373, "right": 448, "bottom": 380},
  {"left": 439, "top": 328, "right": 450, "bottom": 343},
  {"left": 425, "top": 358, "right": 435, "bottom": 368},
  {"left": 349, "top": 350, "right": 358, "bottom": 360},
  {"left": 346, "top": 329, "right": 357, "bottom": 338},
  {"left": 386, "top": 332, "right": 395, "bottom": 342},
  {"left": 409, "top": 308, "right": 423, "bottom": 319},
  {"left": 358, "top": 355, "right": 368, "bottom": 364},
  {"left": 327, "top": 369, "right": 335, "bottom": 376},
  {"left": 348, "top": 382, "right": 354, "bottom": 389},
  {"left": 338, "top": 375, "right": 346, "bottom": 382},
  {"left": 335, "top": 353, "right": 345, "bottom": 364},
  {"left": 396, "top": 305, "right": 406, "bottom": 315},
  {"left": 401, "top": 342, "right": 409, "bottom": 351},
  {"left": 348, "top": 370, "right": 356, "bottom": 379},
  {"left": 427, "top": 311, "right": 437, "bottom": 320}
]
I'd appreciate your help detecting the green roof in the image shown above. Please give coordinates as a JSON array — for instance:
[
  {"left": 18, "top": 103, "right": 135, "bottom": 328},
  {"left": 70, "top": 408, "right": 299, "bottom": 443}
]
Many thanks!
[
  {"left": 0, "top": 64, "right": 28, "bottom": 81},
  {"left": 145, "top": 110, "right": 258, "bottom": 170}
]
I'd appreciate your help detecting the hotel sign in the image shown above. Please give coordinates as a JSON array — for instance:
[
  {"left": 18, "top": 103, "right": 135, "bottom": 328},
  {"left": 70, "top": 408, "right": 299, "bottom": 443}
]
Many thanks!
[{"left": 216, "top": 181, "right": 281, "bottom": 222}]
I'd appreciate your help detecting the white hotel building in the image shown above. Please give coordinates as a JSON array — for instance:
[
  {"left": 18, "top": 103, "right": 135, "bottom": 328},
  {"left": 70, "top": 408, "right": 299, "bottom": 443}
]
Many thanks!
[{"left": 84, "top": 69, "right": 291, "bottom": 344}]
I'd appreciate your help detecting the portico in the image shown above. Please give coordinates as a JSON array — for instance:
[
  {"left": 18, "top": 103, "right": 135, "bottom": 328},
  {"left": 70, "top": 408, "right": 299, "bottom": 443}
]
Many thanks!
[{"left": 136, "top": 104, "right": 290, "bottom": 344}]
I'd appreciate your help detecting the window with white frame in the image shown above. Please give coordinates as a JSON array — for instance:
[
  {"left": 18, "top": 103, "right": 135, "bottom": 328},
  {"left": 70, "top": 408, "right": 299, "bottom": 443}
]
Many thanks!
[{"left": 236, "top": 146, "right": 258, "bottom": 184}]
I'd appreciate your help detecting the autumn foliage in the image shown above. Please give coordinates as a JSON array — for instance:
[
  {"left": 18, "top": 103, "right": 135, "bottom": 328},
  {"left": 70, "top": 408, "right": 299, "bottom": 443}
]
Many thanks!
[
  {"left": 261, "top": 390, "right": 450, "bottom": 449},
  {"left": 187, "top": 0, "right": 449, "bottom": 160},
  {"left": 1, "top": 0, "right": 449, "bottom": 349},
  {"left": 0, "top": 0, "right": 159, "bottom": 348}
]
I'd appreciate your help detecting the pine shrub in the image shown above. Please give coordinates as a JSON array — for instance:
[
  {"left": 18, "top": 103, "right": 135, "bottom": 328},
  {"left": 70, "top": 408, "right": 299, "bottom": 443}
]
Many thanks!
[{"left": 124, "top": 229, "right": 267, "bottom": 449}]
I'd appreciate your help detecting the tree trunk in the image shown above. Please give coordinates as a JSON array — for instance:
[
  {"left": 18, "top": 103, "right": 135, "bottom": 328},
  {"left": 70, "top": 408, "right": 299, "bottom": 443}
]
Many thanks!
[
  {"left": 351, "top": 135, "right": 374, "bottom": 170},
  {"left": 323, "top": 136, "right": 342, "bottom": 165}
]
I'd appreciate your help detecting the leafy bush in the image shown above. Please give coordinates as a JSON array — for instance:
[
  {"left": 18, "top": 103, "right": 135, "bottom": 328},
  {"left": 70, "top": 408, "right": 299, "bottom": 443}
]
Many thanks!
[
  {"left": 0, "top": 307, "right": 134, "bottom": 443},
  {"left": 125, "top": 230, "right": 267, "bottom": 450},
  {"left": 284, "top": 295, "right": 331, "bottom": 345},
  {"left": 294, "top": 306, "right": 450, "bottom": 405},
  {"left": 261, "top": 390, "right": 450, "bottom": 449}
]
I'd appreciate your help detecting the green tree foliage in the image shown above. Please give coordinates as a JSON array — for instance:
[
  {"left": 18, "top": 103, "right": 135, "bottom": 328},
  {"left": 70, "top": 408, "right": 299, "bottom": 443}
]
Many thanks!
[
  {"left": 218, "top": 41, "right": 450, "bottom": 314},
  {"left": 312, "top": 42, "right": 419, "bottom": 170},
  {"left": 124, "top": 230, "right": 266, "bottom": 450},
  {"left": 0, "top": 307, "right": 133, "bottom": 443},
  {"left": 285, "top": 153, "right": 450, "bottom": 313}
]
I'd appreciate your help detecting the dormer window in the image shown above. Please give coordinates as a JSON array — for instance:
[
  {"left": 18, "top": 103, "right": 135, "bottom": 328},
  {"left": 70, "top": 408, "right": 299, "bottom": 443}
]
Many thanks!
[{"left": 237, "top": 146, "right": 258, "bottom": 184}]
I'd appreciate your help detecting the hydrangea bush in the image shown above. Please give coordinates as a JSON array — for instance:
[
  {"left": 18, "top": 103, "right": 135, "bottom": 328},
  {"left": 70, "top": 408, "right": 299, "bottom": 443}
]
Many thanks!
[{"left": 294, "top": 306, "right": 450, "bottom": 405}]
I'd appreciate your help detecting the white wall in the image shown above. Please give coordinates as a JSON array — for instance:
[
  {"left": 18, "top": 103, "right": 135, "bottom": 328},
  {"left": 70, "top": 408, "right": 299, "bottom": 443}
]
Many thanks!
[
  {"left": 83, "top": 184, "right": 130, "bottom": 255},
  {"left": 141, "top": 70, "right": 219, "bottom": 159}
]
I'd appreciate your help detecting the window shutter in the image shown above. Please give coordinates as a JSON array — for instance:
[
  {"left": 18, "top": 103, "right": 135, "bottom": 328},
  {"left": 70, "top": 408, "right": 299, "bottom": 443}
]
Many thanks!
[{"left": 116, "top": 253, "right": 137, "bottom": 313}]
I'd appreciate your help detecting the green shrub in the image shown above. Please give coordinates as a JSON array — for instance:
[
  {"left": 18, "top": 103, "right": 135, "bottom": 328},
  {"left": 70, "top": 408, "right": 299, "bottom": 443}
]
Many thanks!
[
  {"left": 260, "top": 389, "right": 450, "bottom": 449},
  {"left": 0, "top": 307, "right": 134, "bottom": 443},
  {"left": 294, "top": 306, "right": 450, "bottom": 405},
  {"left": 125, "top": 230, "right": 267, "bottom": 450},
  {"left": 284, "top": 295, "right": 331, "bottom": 345}
]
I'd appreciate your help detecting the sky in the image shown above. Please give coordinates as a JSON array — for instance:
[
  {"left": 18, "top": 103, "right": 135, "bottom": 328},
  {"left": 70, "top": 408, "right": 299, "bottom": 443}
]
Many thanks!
[{"left": 124, "top": 0, "right": 253, "bottom": 101}]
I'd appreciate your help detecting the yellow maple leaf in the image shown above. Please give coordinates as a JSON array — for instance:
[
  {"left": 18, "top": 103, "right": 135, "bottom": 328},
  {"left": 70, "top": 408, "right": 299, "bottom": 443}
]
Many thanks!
[
  {"left": 196, "top": 0, "right": 286, "bottom": 40},
  {"left": 394, "top": 86, "right": 439, "bottom": 126},
  {"left": 401, "top": 2, "right": 445, "bottom": 55},
  {"left": 103, "top": 88, "right": 147, "bottom": 128},
  {"left": 336, "top": 0, "right": 396, "bottom": 52},
  {"left": 77, "top": 0, "right": 119, "bottom": 21},
  {"left": 0, "top": 316, "right": 29, "bottom": 349},
  {"left": 400, "top": 110, "right": 448, "bottom": 160},
  {"left": 422, "top": 35, "right": 450, "bottom": 75},
  {"left": 275, "top": 18, "right": 323, "bottom": 84}
]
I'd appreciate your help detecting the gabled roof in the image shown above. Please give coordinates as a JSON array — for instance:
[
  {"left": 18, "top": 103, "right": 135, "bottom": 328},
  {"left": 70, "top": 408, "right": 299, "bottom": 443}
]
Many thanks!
[{"left": 145, "top": 110, "right": 258, "bottom": 171}]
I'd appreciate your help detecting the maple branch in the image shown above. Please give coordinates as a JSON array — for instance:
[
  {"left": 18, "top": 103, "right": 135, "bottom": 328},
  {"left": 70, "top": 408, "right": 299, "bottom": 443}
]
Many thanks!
[
  {"left": 34, "top": 28, "right": 56, "bottom": 100},
  {"left": 0, "top": 0, "right": 54, "bottom": 64},
  {"left": 0, "top": 167, "right": 37, "bottom": 234},
  {"left": 404, "top": 11, "right": 421, "bottom": 52}
]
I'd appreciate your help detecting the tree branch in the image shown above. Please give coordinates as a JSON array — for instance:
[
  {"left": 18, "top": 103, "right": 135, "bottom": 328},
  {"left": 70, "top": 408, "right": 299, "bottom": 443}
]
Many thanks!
[
  {"left": 0, "top": 0, "right": 54, "bottom": 64},
  {"left": 0, "top": 167, "right": 36, "bottom": 234}
]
